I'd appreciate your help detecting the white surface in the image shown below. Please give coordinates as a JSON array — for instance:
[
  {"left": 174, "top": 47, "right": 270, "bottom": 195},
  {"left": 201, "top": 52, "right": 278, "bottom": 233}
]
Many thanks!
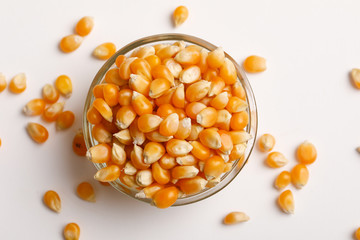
[{"left": 0, "top": 0, "right": 360, "bottom": 239}]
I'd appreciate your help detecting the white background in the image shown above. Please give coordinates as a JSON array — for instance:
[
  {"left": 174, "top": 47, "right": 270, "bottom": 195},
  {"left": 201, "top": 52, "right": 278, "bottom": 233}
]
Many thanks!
[{"left": 0, "top": 0, "right": 360, "bottom": 239}]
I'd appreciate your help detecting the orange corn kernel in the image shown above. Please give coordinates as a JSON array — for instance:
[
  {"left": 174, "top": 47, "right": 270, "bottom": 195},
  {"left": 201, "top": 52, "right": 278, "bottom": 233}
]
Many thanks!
[
  {"left": 229, "top": 143, "right": 246, "bottom": 161},
  {"left": 266, "top": 151, "right": 288, "bottom": 168},
  {"left": 203, "top": 68, "right": 218, "bottom": 81},
  {"left": 291, "top": 164, "right": 309, "bottom": 189},
  {"left": 226, "top": 96, "right": 248, "bottom": 113},
  {"left": 131, "top": 46, "right": 155, "bottom": 58},
  {"left": 176, "top": 154, "right": 198, "bottom": 166},
  {"left": 152, "top": 162, "right": 171, "bottom": 185},
  {"left": 113, "top": 129, "right": 132, "bottom": 145},
  {"left": 204, "top": 155, "right": 225, "bottom": 180},
  {"left": 23, "top": 98, "right": 46, "bottom": 116},
  {"left": 9, "top": 73, "right": 26, "bottom": 94},
  {"left": 278, "top": 190, "right": 294, "bottom": 214},
  {"left": 129, "top": 74, "right": 151, "bottom": 96},
  {"left": 135, "top": 183, "right": 164, "bottom": 199},
  {"left": 59, "top": 34, "right": 83, "bottom": 53},
  {"left": 208, "top": 76, "right": 225, "bottom": 97},
  {"left": 232, "top": 81, "right": 246, "bottom": 100},
  {"left": 220, "top": 58, "right": 237, "bottom": 85},
  {"left": 185, "top": 102, "right": 206, "bottom": 119},
  {"left": 124, "top": 161, "right": 137, "bottom": 175},
  {"left": 130, "top": 58, "right": 152, "bottom": 80},
  {"left": 43, "top": 102, "right": 64, "bottom": 122},
  {"left": 196, "top": 107, "right": 218, "bottom": 128},
  {"left": 274, "top": 171, "right": 291, "bottom": 190},
  {"left": 163, "top": 58, "right": 183, "bottom": 78},
  {"left": 115, "top": 55, "right": 126, "bottom": 68},
  {"left": 86, "top": 106, "right": 102, "bottom": 124},
  {"left": 145, "top": 55, "right": 161, "bottom": 69},
  {"left": 0, "top": 73, "right": 6, "bottom": 92},
  {"left": 173, "top": 5, "right": 189, "bottom": 27},
  {"left": 151, "top": 65, "right": 174, "bottom": 86},
  {"left": 55, "top": 75, "right": 72, "bottom": 98},
  {"left": 129, "top": 118, "right": 146, "bottom": 145},
  {"left": 112, "top": 142, "right": 126, "bottom": 165},
  {"left": 159, "top": 154, "right": 177, "bottom": 170},
  {"left": 92, "top": 123, "right": 112, "bottom": 143},
  {"left": 215, "top": 109, "right": 231, "bottom": 131},
  {"left": 120, "top": 172, "right": 139, "bottom": 188},
  {"left": 149, "top": 78, "right": 171, "bottom": 98},
  {"left": 56, "top": 111, "right": 75, "bottom": 130},
  {"left": 138, "top": 114, "right": 163, "bottom": 133},
  {"left": 75, "top": 16, "right": 94, "bottom": 36},
  {"left": 77, "top": 182, "right": 95, "bottom": 202},
  {"left": 131, "top": 91, "right": 153, "bottom": 116},
  {"left": 42, "top": 84, "right": 59, "bottom": 104},
  {"left": 64, "top": 222, "right": 80, "bottom": 240},
  {"left": 198, "top": 49, "right": 208, "bottom": 73},
  {"left": 218, "top": 130, "right": 233, "bottom": 155},
  {"left": 155, "top": 88, "right": 175, "bottom": 106},
  {"left": 355, "top": 228, "right": 360, "bottom": 240},
  {"left": 135, "top": 169, "right": 154, "bottom": 187},
  {"left": 179, "top": 65, "right": 201, "bottom": 84},
  {"left": 296, "top": 141, "right": 317, "bottom": 165},
  {"left": 145, "top": 130, "right": 173, "bottom": 142},
  {"left": 258, "top": 133, "right": 275, "bottom": 152},
  {"left": 186, "top": 123, "right": 204, "bottom": 141},
  {"left": 152, "top": 186, "right": 179, "bottom": 208},
  {"left": 174, "top": 47, "right": 201, "bottom": 66},
  {"left": 94, "top": 165, "right": 121, "bottom": 182},
  {"left": 156, "top": 45, "right": 181, "bottom": 61},
  {"left": 223, "top": 212, "right": 250, "bottom": 225},
  {"left": 115, "top": 105, "right": 136, "bottom": 129},
  {"left": 143, "top": 142, "right": 166, "bottom": 164},
  {"left": 185, "top": 80, "right": 211, "bottom": 102},
  {"left": 72, "top": 130, "right": 87, "bottom": 156},
  {"left": 351, "top": 68, "right": 360, "bottom": 89},
  {"left": 172, "top": 84, "right": 185, "bottom": 108},
  {"left": 118, "top": 89, "right": 133, "bottom": 106},
  {"left": 26, "top": 122, "right": 49, "bottom": 143},
  {"left": 157, "top": 103, "right": 176, "bottom": 118},
  {"left": 131, "top": 144, "right": 151, "bottom": 170},
  {"left": 174, "top": 108, "right": 186, "bottom": 120},
  {"left": 199, "top": 129, "right": 222, "bottom": 149},
  {"left": 103, "top": 84, "right": 119, "bottom": 107},
  {"left": 230, "top": 111, "right": 249, "bottom": 130},
  {"left": 207, "top": 47, "right": 225, "bottom": 69},
  {"left": 171, "top": 165, "right": 199, "bottom": 179},
  {"left": 93, "top": 84, "right": 105, "bottom": 99},
  {"left": 119, "top": 57, "right": 137, "bottom": 80},
  {"left": 243, "top": 55, "right": 267, "bottom": 73},
  {"left": 86, "top": 143, "right": 111, "bottom": 163},
  {"left": 190, "top": 141, "right": 211, "bottom": 161},
  {"left": 177, "top": 176, "right": 207, "bottom": 195},
  {"left": 93, "top": 42, "right": 116, "bottom": 60},
  {"left": 210, "top": 92, "right": 229, "bottom": 110},
  {"left": 174, "top": 117, "right": 191, "bottom": 140},
  {"left": 159, "top": 113, "right": 179, "bottom": 136},
  {"left": 104, "top": 68, "right": 127, "bottom": 86},
  {"left": 43, "top": 190, "right": 61, "bottom": 213},
  {"left": 166, "top": 139, "right": 193, "bottom": 157}
]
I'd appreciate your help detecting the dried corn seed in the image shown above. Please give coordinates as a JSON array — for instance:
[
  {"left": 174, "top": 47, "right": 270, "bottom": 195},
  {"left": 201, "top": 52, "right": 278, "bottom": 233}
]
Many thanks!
[
  {"left": 196, "top": 107, "right": 218, "bottom": 128},
  {"left": 104, "top": 68, "right": 127, "bottom": 86},
  {"left": 215, "top": 109, "right": 231, "bottom": 131},
  {"left": 164, "top": 58, "right": 183, "bottom": 78},
  {"left": 145, "top": 130, "right": 173, "bottom": 142},
  {"left": 173, "top": 6, "right": 189, "bottom": 27},
  {"left": 9, "top": 73, "right": 26, "bottom": 94},
  {"left": 120, "top": 173, "right": 138, "bottom": 188},
  {"left": 166, "top": 139, "right": 193, "bottom": 157},
  {"left": 103, "top": 83, "right": 119, "bottom": 107},
  {"left": 258, "top": 134, "right": 275, "bottom": 152},
  {"left": 172, "top": 84, "right": 185, "bottom": 108},
  {"left": 92, "top": 123, "right": 112, "bottom": 143},
  {"left": 296, "top": 141, "right": 317, "bottom": 165},
  {"left": 143, "top": 142, "right": 166, "bottom": 164},
  {"left": 232, "top": 81, "right": 246, "bottom": 100},
  {"left": 152, "top": 162, "right": 171, "bottom": 185},
  {"left": 208, "top": 76, "right": 225, "bottom": 97},
  {"left": 138, "top": 114, "right": 163, "bottom": 133},
  {"left": 223, "top": 212, "right": 250, "bottom": 225},
  {"left": 131, "top": 91, "right": 153, "bottom": 116},
  {"left": 176, "top": 154, "right": 197, "bottom": 166},
  {"left": 226, "top": 96, "right": 247, "bottom": 113},
  {"left": 26, "top": 122, "right": 49, "bottom": 143},
  {"left": 159, "top": 113, "right": 179, "bottom": 136},
  {"left": 149, "top": 78, "right": 171, "bottom": 98},
  {"left": 155, "top": 88, "right": 175, "bottom": 106},
  {"left": 190, "top": 141, "right": 211, "bottom": 161},
  {"left": 185, "top": 102, "right": 207, "bottom": 119},
  {"left": 43, "top": 190, "right": 61, "bottom": 213},
  {"left": 291, "top": 164, "right": 309, "bottom": 189},
  {"left": 124, "top": 161, "right": 137, "bottom": 175},
  {"left": 87, "top": 106, "right": 102, "bottom": 124},
  {"left": 131, "top": 46, "right": 155, "bottom": 58},
  {"left": 179, "top": 65, "right": 201, "bottom": 84},
  {"left": 355, "top": 227, "right": 360, "bottom": 240},
  {"left": 0, "top": 73, "right": 6, "bottom": 92},
  {"left": 112, "top": 142, "right": 126, "bottom": 165},
  {"left": 136, "top": 169, "right": 154, "bottom": 187},
  {"left": 177, "top": 176, "right": 207, "bottom": 195},
  {"left": 94, "top": 165, "right": 121, "bottom": 182},
  {"left": 145, "top": 55, "right": 161, "bottom": 69},
  {"left": 119, "top": 57, "right": 137, "bottom": 80},
  {"left": 129, "top": 118, "right": 146, "bottom": 145},
  {"left": 174, "top": 47, "right": 201, "bottom": 65},
  {"left": 159, "top": 154, "right": 177, "bottom": 169},
  {"left": 75, "top": 16, "right": 94, "bottom": 36},
  {"left": 113, "top": 129, "right": 132, "bottom": 145},
  {"left": 118, "top": 89, "right": 133, "bottom": 106},
  {"left": 204, "top": 155, "right": 225, "bottom": 180},
  {"left": 86, "top": 143, "right": 111, "bottom": 163},
  {"left": 174, "top": 117, "right": 191, "bottom": 140},
  {"left": 171, "top": 165, "right": 199, "bottom": 179},
  {"left": 351, "top": 68, "right": 360, "bottom": 89},
  {"left": 115, "top": 55, "right": 126, "bottom": 68},
  {"left": 152, "top": 186, "right": 179, "bottom": 208},
  {"left": 129, "top": 74, "right": 151, "bottom": 96},
  {"left": 229, "top": 131, "right": 252, "bottom": 144},
  {"left": 157, "top": 45, "right": 181, "bottom": 60},
  {"left": 243, "top": 55, "right": 266, "bottom": 73},
  {"left": 63, "top": 223, "right": 80, "bottom": 240},
  {"left": 220, "top": 58, "right": 237, "bottom": 85},
  {"left": 278, "top": 190, "right": 294, "bottom": 214},
  {"left": 42, "top": 84, "right": 59, "bottom": 104},
  {"left": 93, "top": 42, "right": 116, "bottom": 60},
  {"left": 135, "top": 183, "right": 164, "bottom": 199},
  {"left": 230, "top": 111, "right": 249, "bottom": 130},
  {"left": 77, "top": 182, "right": 96, "bottom": 202},
  {"left": 72, "top": 130, "right": 87, "bottom": 156},
  {"left": 130, "top": 58, "right": 152, "bottom": 81},
  {"left": 206, "top": 176, "right": 220, "bottom": 188},
  {"left": 274, "top": 171, "right": 291, "bottom": 190},
  {"left": 115, "top": 105, "right": 136, "bottom": 129},
  {"left": 203, "top": 68, "right": 218, "bottom": 81},
  {"left": 185, "top": 80, "right": 211, "bottom": 102},
  {"left": 266, "top": 151, "right": 288, "bottom": 168},
  {"left": 218, "top": 130, "right": 233, "bottom": 155},
  {"left": 131, "top": 144, "right": 150, "bottom": 170},
  {"left": 56, "top": 111, "right": 75, "bottom": 130},
  {"left": 229, "top": 143, "right": 246, "bottom": 161},
  {"left": 55, "top": 75, "right": 72, "bottom": 98},
  {"left": 43, "top": 102, "right": 65, "bottom": 122},
  {"left": 199, "top": 129, "right": 222, "bottom": 149},
  {"left": 60, "top": 34, "right": 83, "bottom": 53},
  {"left": 151, "top": 65, "right": 174, "bottom": 86},
  {"left": 207, "top": 47, "right": 225, "bottom": 69},
  {"left": 23, "top": 98, "right": 46, "bottom": 116},
  {"left": 186, "top": 123, "right": 204, "bottom": 141}
]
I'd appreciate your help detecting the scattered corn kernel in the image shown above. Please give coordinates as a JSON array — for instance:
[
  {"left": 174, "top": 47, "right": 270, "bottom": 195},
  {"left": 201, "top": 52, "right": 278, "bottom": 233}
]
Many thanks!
[
  {"left": 77, "top": 182, "right": 96, "bottom": 202},
  {"left": 291, "top": 164, "right": 309, "bottom": 189},
  {"left": 72, "top": 130, "right": 87, "bottom": 156},
  {"left": 243, "top": 55, "right": 267, "bottom": 73},
  {"left": 56, "top": 110, "right": 75, "bottom": 130},
  {"left": 355, "top": 227, "right": 360, "bottom": 240},
  {"left": 43, "top": 102, "right": 65, "bottom": 122},
  {"left": 42, "top": 84, "right": 60, "bottom": 104},
  {"left": 278, "top": 189, "right": 294, "bottom": 214},
  {"left": 9, "top": 73, "right": 26, "bottom": 94},
  {"left": 223, "top": 212, "right": 250, "bottom": 225},
  {"left": 266, "top": 151, "right": 288, "bottom": 168},
  {"left": 274, "top": 171, "right": 291, "bottom": 190},
  {"left": 60, "top": 34, "right": 83, "bottom": 53},
  {"left": 93, "top": 42, "right": 116, "bottom": 60},
  {"left": 0, "top": 73, "right": 7, "bottom": 92},
  {"left": 43, "top": 190, "right": 61, "bottom": 213},
  {"left": 258, "top": 133, "right": 275, "bottom": 152},
  {"left": 23, "top": 98, "right": 46, "bottom": 116},
  {"left": 75, "top": 16, "right": 94, "bottom": 36},
  {"left": 296, "top": 141, "right": 317, "bottom": 165},
  {"left": 173, "top": 6, "right": 189, "bottom": 27},
  {"left": 63, "top": 222, "right": 80, "bottom": 240},
  {"left": 26, "top": 122, "right": 49, "bottom": 143},
  {"left": 55, "top": 75, "right": 72, "bottom": 98}
]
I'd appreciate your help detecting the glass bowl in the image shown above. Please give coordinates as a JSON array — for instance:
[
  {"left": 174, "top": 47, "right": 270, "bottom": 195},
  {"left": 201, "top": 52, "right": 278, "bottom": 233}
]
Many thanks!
[{"left": 83, "top": 33, "right": 258, "bottom": 207}]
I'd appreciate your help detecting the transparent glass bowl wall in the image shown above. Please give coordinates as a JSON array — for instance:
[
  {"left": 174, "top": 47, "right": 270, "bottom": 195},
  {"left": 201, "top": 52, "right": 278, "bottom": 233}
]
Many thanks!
[{"left": 83, "top": 33, "right": 258, "bottom": 206}]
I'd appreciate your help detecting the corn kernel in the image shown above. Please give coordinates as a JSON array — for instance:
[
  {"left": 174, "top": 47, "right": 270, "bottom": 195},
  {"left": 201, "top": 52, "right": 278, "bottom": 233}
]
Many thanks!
[
  {"left": 229, "top": 143, "right": 246, "bottom": 161},
  {"left": 136, "top": 169, "right": 154, "bottom": 187},
  {"left": 152, "top": 162, "right": 171, "bottom": 185},
  {"left": 60, "top": 34, "right": 83, "bottom": 53},
  {"left": 151, "top": 65, "right": 174, "bottom": 86},
  {"left": 87, "top": 106, "right": 102, "bottom": 124},
  {"left": 232, "top": 81, "right": 246, "bottom": 100},
  {"left": 223, "top": 212, "right": 250, "bottom": 225},
  {"left": 243, "top": 55, "right": 267, "bottom": 73},
  {"left": 145, "top": 55, "right": 161, "bottom": 69},
  {"left": 186, "top": 123, "right": 204, "bottom": 141},
  {"left": 94, "top": 165, "right": 121, "bottom": 182},
  {"left": 176, "top": 154, "right": 197, "bottom": 166},
  {"left": 186, "top": 80, "right": 211, "bottom": 102},
  {"left": 103, "top": 83, "right": 119, "bottom": 107},
  {"left": 172, "top": 84, "right": 185, "bottom": 108},
  {"left": 198, "top": 129, "right": 222, "bottom": 149},
  {"left": 351, "top": 68, "right": 360, "bottom": 89},
  {"left": 210, "top": 92, "right": 229, "bottom": 110},
  {"left": 131, "top": 144, "right": 150, "bottom": 170},
  {"left": 118, "top": 89, "right": 133, "bottom": 106},
  {"left": 131, "top": 91, "right": 153, "bottom": 116},
  {"left": 207, "top": 47, "right": 225, "bottom": 69},
  {"left": 266, "top": 151, "right": 288, "bottom": 168},
  {"left": 274, "top": 171, "right": 291, "bottom": 190},
  {"left": 115, "top": 105, "right": 136, "bottom": 129},
  {"left": 23, "top": 98, "right": 46, "bottom": 116},
  {"left": 173, "top": 6, "right": 189, "bottom": 27},
  {"left": 257, "top": 133, "right": 275, "bottom": 152},
  {"left": 131, "top": 46, "right": 155, "bottom": 59},
  {"left": 56, "top": 110, "right": 75, "bottom": 130},
  {"left": 86, "top": 143, "right": 112, "bottom": 163},
  {"left": 159, "top": 154, "right": 177, "bottom": 170},
  {"left": 159, "top": 113, "right": 179, "bottom": 136},
  {"left": 119, "top": 57, "right": 137, "bottom": 80},
  {"left": 112, "top": 142, "right": 126, "bottom": 165},
  {"left": 143, "top": 142, "right": 165, "bottom": 164},
  {"left": 204, "top": 155, "right": 225, "bottom": 180},
  {"left": 105, "top": 68, "right": 127, "bottom": 86},
  {"left": 196, "top": 107, "right": 218, "bottom": 128},
  {"left": 113, "top": 129, "right": 132, "bottom": 145},
  {"left": 175, "top": 47, "right": 201, "bottom": 65},
  {"left": 93, "top": 42, "right": 116, "bottom": 60},
  {"left": 164, "top": 58, "right": 183, "bottom": 78},
  {"left": 115, "top": 55, "right": 126, "bottom": 68},
  {"left": 179, "top": 65, "right": 201, "bottom": 84},
  {"left": 220, "top": 58, "right": 237, "bottom": 85},
  {"left": 355, "top": 227, "right": 360, "bottom": 240},
  {"left": 185, "top": 102, "right": 207, "bottom": 119},
  {"left": 42, "top": 84, "right": 60, "bottom": 104},
  {"left": 152, "top": 186, "right": 179, "bottom": 208},
  {"left": 226, "top": 96, "right": 248, "bottom": 113},
  {"left": 145, "top": 130, "right": 173, "bottom": 142},
  {"left": 177, "top": 176, "right": 207, "bottom": 195},
  {"left": 76, "top": 182, "right": 96, "bottom": 202},
  {"left": 171, "top": 165, "right": 199, "bottom": 179},
  {"left": 230, "top": 111, "right": 249, "bottom": 130},
  {"left": 43, "top": 190, "right": 61, "bottom": 213},
  {"left": 166, "top": 139, "right": 193, "bottom": 157},
  {"left": 130, "top": 58, "right": 152, "bottom": 81},
  {"left": 124, "top": 161, "right": 137, "bottom": 175},
  {"left": 72, "top": 130, "right": 87, "bottom": 157},
  {"left": 278, "top": 190, "right": 294, "bottom": 214},
  {"left": 291, "top": 164, "right": 309, "bottom": 189},
  {"left": 75, "top": 16, "right": 94, "bottom": 36},
  {"left": 174, "top": 117, "right": 191, "bottom": 140},
  {"left": 135, "top": 183, "right": 164, "bottom": 199},
  {"left": 157, "top": 45, "right": 181, "bottom": 60},
  {"left": 55, "top": 75, "right": 72, "bottom": 98},
  {"left": 26, "top": 122, "right": 49, "bottom": 144},
  {"left": 296, "top": 141, "right": 317, "bottom": 165},
  {"left": 129, "top": 74, "right": 151, "bottom": 96},
  {"left": 9, "top": 73, "right": 26, "bottom": 94},
  {"left": 63, "top": 222, "right": 80, "bottom": 240},
  {"left": 229, "top": 131, "right": 252, "bottom": 144},
  {"left": 149, "top": 78, "right": 171, "bottom": 98}
]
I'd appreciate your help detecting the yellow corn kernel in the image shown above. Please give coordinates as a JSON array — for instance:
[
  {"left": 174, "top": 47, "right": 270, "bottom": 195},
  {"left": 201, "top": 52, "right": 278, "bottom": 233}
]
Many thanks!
[
  {"left": 186, "top": 123, "right": 204, "bottom": 141},
  {"left": 232, "top": 81, "right": 246, "bottom": 100},
  {"left": 156, "top": 103, "right": 175, "bottom": 118},
  {"left": 218, "top": 130, "right": 233, "bottom": 155},
  {"left": 291, "top": 164, "right": 309, "bottom": 189},
  {"left": 176, "top": 154, "right": 197, "bottom": 166},
  {"left": 172, "top": 83, "right": 185, "bottom": 108},
  {"left": 151, "top": 65, "right": 174, "bottom": 86},
  {"left": 94, "top": 165, "right": 121, "bottom": 182},
  {"left": 55, "top": 75, "right": 72, "bottom": 98},
  {"left": 355, "top": 227, "right": 360, "bottom": 240},
  {"left": 131, "top": 46, "right": 155, "bottom": 59},
  {"left": 143, "top": 142, "right": 166, "bottom": 164},
  {"left": 26, "top": 122, "right": 49, "bottom": 144},
  {"left": 166, "top": 139, "right": 193, "bottom": 157},
  {"left": 103, "top": 83, "right": 119, "bottom": 107},
  {"left": 129, "top": 74, "right": 151, "bottom": 96},
  {"left": 210, "top": 92, "right": 229, "bottom": 110},
  {"left": 115, "top": 55, "right": 126, "bottom": 68},
  {"left": 120, "top": 172, "right": 138, "bottom": 188},
  {"left": 124, "top": 161, "right": 137, "bottom": 175},
  {"left": 43, "top": 102, "right": 65, "bottom": 122},
  {"left": 112, "top": 142, "right": 126, "bottom": 165},
  {"left": 173, "top": 6, "right": 189, "bottom": 27},
  {"left": 93, "top": 42, "right": 116, "bottom": 60},
  {"left": 214, "top": 109, "right": 231, "bottom": 131},
  {"left": 118, "top": 89, "right": 133, "bottom": 106},
  {"left": 178, "top": 176, "right": 207, "bottom": 195},
  {"left": 199, "top": 129, "right": 221, "bottom": 149},
  {"left": 155, "top": 88, "right": 175, "bottom": 106},
  {"left": 196, "top": 107, "right": 218, "bottom": 128},
  {"left": 149, "top": 78, "right": 171, "bottom": 98},
  {"left": 23, "top": 98, "right": 46, "bottom": 116},
  {"left": 86, "top": 143, "right": 111, "bottom": 163},
  {"left": 266, "top": 151, "right": 288, "bottom": 168},
  {"left": 63, "top": 222, "right": 80, "bottom": 240},
  {"left": 351, "top": 68, "right": 360, "bottom": 89},
  {"left": 104, "top": 68, "right": 127, "bottom": 86},
  {"left": 171, "top": 165, "right": 199, "bottom": 179},
  {"left": 56, "top": 110, "right": 75, "bottom": 130},
  {"left": 131, "top": 91, "right": 153, "bottom": 116},
  {"left": 190, "top": 140, "right": 211, "bottom": 161},
  {"left": 159, "top": 154, "right": 177, "bottom": 170},
  {"left": 220, "top": 58, "right": 237, "bottom": 85},
  {"left": 175, "top": 108, "right": 186, "bottom": 120},
  {"left": 130, "top": 58, "right": 152, "bottom": 81},
  {"left": 203, "top": 68, "right": 218, "bottom": 81},
  {"left": 208, "top": 76, "right": 225, "bottom": 97},
  {"left": 152, "top": 186, "right": 179, "bottom": 208},
  {"left": 226, "top": 96, "right": 247, "bottom": 113},
  {"left": 230, "top": 111, "right": 249, "bottom": 130},
  {"left": 113, "top": 129, "right": 132, "bottom": 145},
  {"left": 138, "top": 114, "right": 163, "bottom": 133},
  {"left": 204, "top": 155, "right": 225, "bottom": 180},
  {"left": 131, "top": 144, "right": 150, "bottom": 170},
  {"left": 59, "top": 34, "right": 83, "bottom": 53},
  {"left": 72, "top": 130, "right": 87, "bottom": 156},
  {"left": 223, "top": 212, "right": 250, "bottom": 225},
  {"left": 156, "top": 45, "right": 181, "bottom": 60},
  {"left": 129, "top": 118, "right": 146, "bottom": 145},
  {"left": 179, "top": 65, "right": 201, "bottom": 84},
  {"left": 207, "top": 47, "right": 225, "bottom": 69},
  {"left": 296, "top": 141, "right": 317, "bottom": 165},
  {"left": 76, "top": 182, "right": 96, "bottom": 202},
  {"left": 9, "top": 73, "right": 26, "bottom": 94},
  {"left": 174, "top": 47, "right": 201, "bottom": 65},
  {"left": 159, "top": 113, "right": 179, "bottom": 137},
  {"left": 154, "top": 44, "right": 168, "bottom": 54},
  {"left": 115, "top": 105, "right": 136, "bottom": 129},
  {"left": 152, "top": 162, "right": 171, "bottom": 185},
  {"left": 274, "top": 171, "right": 291, "bottom": 190},
  {"left": 243, "top": 55, "right": 267, "bottom": 73},
  {"left": 135, "top": 183, "right": 164, "bottom": 199},
  {"left": 174, "top": 117, "right": 191, "bottom": 140},
  {"left": 119, "top": 57, "right": 137, "bottom": 80},
  {"left": 75, "top": 16, "right": 94, "bottom": 36},
  {"left": 0, "top": 73, "right": 6, "bottom": 92},
  {"left": 185, "top": 102, "right": 206, "bottom": 119},
  {"left": 229, "top": 131, "right": 252, "bottom": 145},
  {"left": 229, "top": 143, "right": 246, "bottom": 161},
  {"left": 257, "top": 133, "right": 275, "bottom": 152},
  {"left": 185, "top": 80, "right": 211, "bottom": 102},
  {"left": 43, "top": 190, "right": 61, "bottom": 213},
  {"left": 135, "top": 169, "right": 154, "bottom": 187},
  {"left": 92, "top": 123, "right": 112, "bottom": 143},
  {"left": 145, "top": 55, "right": 161, "bottom": 69},
  {"left": 145, "top": 130, "right": 173, "bottom": 142},
  {"left": 42, "top": 84, "right": 59, "bottom": 104},
  {"left": 163, "top": 58, "right": 183, "bottom": 78},
  {"left": 197, "top": 48, "right": 209, "bottom": 73},
  {"left": 278, "top": 190, "right": 294, "bottom": 214}
]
